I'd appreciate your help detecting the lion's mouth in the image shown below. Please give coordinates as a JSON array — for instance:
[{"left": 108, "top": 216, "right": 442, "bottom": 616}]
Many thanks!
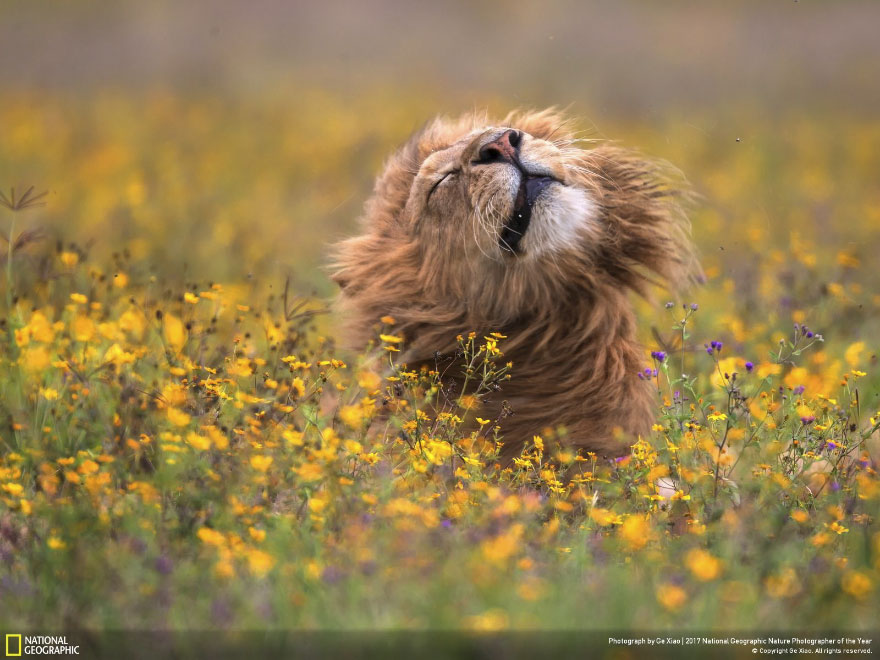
[{"left": 499, "top": 175, "right": 556, "bottom": 254}]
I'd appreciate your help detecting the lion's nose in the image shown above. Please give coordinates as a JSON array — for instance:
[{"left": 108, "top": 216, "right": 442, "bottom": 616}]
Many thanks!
[{"left": 477, "top": 129, "right": 522, "bottom": 164}]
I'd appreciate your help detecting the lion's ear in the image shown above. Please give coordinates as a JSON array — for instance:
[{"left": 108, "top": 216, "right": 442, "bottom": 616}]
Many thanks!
[{"left": 580, "top": 145, "right": 702, "bottom": 294}]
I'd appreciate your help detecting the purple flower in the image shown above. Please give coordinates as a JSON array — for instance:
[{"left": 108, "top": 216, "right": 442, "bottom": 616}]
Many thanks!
[
  {"left": 155, "top": 556, "right": 174, "bottom": 575},
  {"left": 651, "top": 351, "right": 667, "bottom": 363},
  {"left": 806, "top": 331, "right": 814, "bottom": 338},
  {"left": 745, "top": 361, "right": 754, "bottom": 372},
  {"left": 793, "top": 385, "right": 805, "bottom": 395},
  {"left": 322, "top": 566, "right": 345, "bottom": 584},
  {"left": 638, "top": 367, "right": 658, "bottom": 379},
  {"left": 690, "top": 303, "right": 699, "bottom": 310},
  {"left": 442, "top": 519, "right": 453, "bottom": 529},
  {"left": 665, "top": 301, "right": 674, "bottom": 309},
  {"left": 830, "top": 481, "right": 841, "bottom": 493},
  {"left": 800, "top": 415, "right": 815, "bottom": 425}
]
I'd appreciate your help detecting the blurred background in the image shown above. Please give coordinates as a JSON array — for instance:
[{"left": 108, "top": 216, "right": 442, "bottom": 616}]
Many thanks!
[{"left": 1, "top": 0, "right": 879, "bottom": 345}]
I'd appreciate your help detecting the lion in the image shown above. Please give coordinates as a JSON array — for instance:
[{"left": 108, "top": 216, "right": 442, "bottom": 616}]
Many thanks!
[{"left": 331, "top": 109, "right": 700, "bottom": 457}]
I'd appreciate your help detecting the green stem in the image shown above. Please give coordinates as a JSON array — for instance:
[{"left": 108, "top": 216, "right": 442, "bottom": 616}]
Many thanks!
[{"left": 6, "top": 216, "right": 14, "bottom": 312}]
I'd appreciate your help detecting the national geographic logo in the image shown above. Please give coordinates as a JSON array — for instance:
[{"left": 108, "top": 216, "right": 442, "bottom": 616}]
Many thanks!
[
  {"left": 5, "top": 635, "right": 79, "bottom": 656},
  {"left": 4, "top": 636, "right": 20, "bottom": 657}
]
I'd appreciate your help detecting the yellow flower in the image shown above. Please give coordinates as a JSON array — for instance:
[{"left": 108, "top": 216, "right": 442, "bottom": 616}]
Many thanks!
[
  {"left": 47, "top": 536, "right": 67, "bottom": 550},
  {"left": 463, "top": 609, "right": 509, "bottom": 632},
  {"left": 205, "top": 426, "right": 229, "bottom": 451},
  {"left": 214, "top": 559, "right": 235, "bottom": 579},
  {"left": 72, "top": 315, "right": 95, "bottom": 342},
  {"left": 103, "top": 343, "right": 136, "bottom": 365},
  {"left": 59, "top": 251, "right": 79, "bottom": 267},
  {"left": 480, "top": 524, "right": 524, "bottom": 564},
  {"left": 245, "top": 548, "right": 275, "bottom": 577},
  {"left": 841, "top": 571, "right": 874, "bottom": 600},
  {"left": 119, "top": 308, "right": 146, "bottom": 339},
  {"left": 295, "top": 462, "right": 324, "bottom": 482},
  {"left": 590, "top": 508, "right": 621, "bottom": 527},
  {"left": 829, "top": 521, "right": 849, "bottom": 535},
  {"left": 167, "top": 407, "right": 191, "bottom": 427},
  {"left": 618, "top": 515, "right": 651, "bottom": 551},
  {"left": 685, "top": 548, "right": 722, "bottom": 581},
  {"left": 790, "top": 509, "right": 809, "bottom": 523},
  {"left": 69, "top": 292, "right": 88, "bottom": 304},
  {"left": 533, "top": 435, "right": 544, "bottom": 453},
  {"left": 40, "top": 387, "right": 60, "bottom": 401},
  {"left": 2, "top": 482, "right": 24, "bottom": 496},
  {"left": 339, "top": 404, "right": 364, "bottom": 429},
  {"left": 291, "top": 377, "right": 306, "bottom": 398},
  {"left": 344, "top": 439, "right": 363, "bottom": 454},
  {"left": 28, "top": 311, "right": 55, "bottom": 343},
  {"left": 14, "top": 326, "right": 30, "bottom": 347},
  {"left": 357, "top": 370, "right": 382, "bottom": 391},
  {"left": 837, "top": 251, "right": 860, "bottom": 268},
  {"left": 77, "top": 459, "right": 100, "bottom": 475},
  {"left": 844, "top": 341, "right": 865, "bottom": 368},
  {"left": 380, "top": 333, "right": 403, "bottom": 344},
  {"left": 248, "top": 527, "right": 266, "bottom": 543},
  {"left": 186, "top": 432, "right": 212, "bottom": 451},
  {"left": 516, "top": 579, "right": 545, "bottom": 602},
  {"left": 163, "top": 314, "right": 186, "bottom": 351},
  {"left": 765, "top": 567, "right": 800, "bottom": 598},
  {"left": 21, "top": 346, "right": 51, "bottom": 372},
  {"left": 197, "top": 527, "right": 226, "bottom": 547},
  {"left": 656, "top": 584, "right": 687, "bottom": 611},
  {"left": 250, "top": 455, "right": 273, "bottom": 472},
  {"left": 282, "top": 429, "right": 304, "bottom": 446},
  {"left": 184, "top": 292, "right": 200, "bottom": 304}
]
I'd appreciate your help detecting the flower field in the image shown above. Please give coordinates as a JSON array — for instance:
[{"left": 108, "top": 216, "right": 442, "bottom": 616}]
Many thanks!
[{"left": 1, "top": 91, "right": 879, "bottom": 631}]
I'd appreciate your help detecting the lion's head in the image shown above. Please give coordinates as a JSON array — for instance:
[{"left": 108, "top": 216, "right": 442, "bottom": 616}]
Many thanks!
[
  {"left": 331, "top": 109, "right": 700, "bottom": 454},
  {"left": 333, "top": 109, "right": 699, "bottom": 329}
]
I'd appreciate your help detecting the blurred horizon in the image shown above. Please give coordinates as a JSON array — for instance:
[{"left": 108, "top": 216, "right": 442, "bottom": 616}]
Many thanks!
[{"left": 3, "top": 0, "right": 879, "bottom": 118}]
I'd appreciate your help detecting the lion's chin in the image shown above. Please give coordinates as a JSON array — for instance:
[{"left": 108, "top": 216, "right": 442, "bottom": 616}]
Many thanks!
[{"left": 515, "top": 184, "right": 600, "bottom": 260}]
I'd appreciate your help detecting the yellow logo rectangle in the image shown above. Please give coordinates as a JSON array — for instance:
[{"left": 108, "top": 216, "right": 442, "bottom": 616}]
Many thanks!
[{"left": 5, "top": 634, "right": 22, "bottom": 657}]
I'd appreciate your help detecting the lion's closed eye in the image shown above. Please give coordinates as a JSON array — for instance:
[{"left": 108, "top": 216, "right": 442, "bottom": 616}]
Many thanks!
[{"left": 427, "top": 170, "right": 458, "bottom": 200}]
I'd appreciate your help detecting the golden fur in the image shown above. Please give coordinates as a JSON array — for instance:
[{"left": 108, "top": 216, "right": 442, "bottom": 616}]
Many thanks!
[{"left": 331, "top": 109, "right": 700, "bottom": 457}]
